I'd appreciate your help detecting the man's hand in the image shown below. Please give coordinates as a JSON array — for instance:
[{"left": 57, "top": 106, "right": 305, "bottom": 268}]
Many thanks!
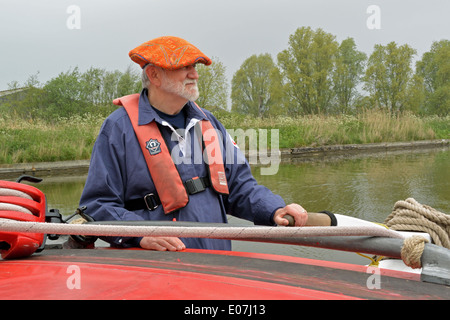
[
  {"left": 273, "top": 203, "right": 308, "bottom": 226},
  {"left": 140, "top": 236, "right": 186, "bottom": 251}
]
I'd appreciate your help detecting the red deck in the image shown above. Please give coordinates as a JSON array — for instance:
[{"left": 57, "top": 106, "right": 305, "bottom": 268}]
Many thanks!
[{"left": 1, "top": 247, "right": 448, "bottom": 300}]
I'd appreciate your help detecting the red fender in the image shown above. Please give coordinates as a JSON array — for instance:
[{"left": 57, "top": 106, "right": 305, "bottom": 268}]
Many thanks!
[{"left": 0, "top": 180, "right": 46, "bottom": 259}]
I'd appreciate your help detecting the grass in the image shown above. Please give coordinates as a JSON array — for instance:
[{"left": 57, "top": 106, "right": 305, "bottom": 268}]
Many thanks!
[
  {"left": 0, "top": 113, "right": 103, "bottom": 164},
  {"left": 219, "top": 109, "right": 449, "bottom": 149},
  {"left": 0, "top": 110, "right": 448, "bottom": 164}
]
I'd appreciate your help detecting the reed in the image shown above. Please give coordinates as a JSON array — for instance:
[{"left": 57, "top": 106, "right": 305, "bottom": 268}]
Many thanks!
[
  {"left": 0, "top": 114, "right": 103, "bottom": 164},
  {"left": 218, "top": 109, "right": 448, "bottom": 149},
  {"left": 0, "top": 110, "right": 448, "bottom": 164}
]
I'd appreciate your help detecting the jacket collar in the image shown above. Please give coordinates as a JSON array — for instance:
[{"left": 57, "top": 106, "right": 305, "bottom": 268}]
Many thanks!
[{"left": 138, "top": 89, "right": 208, "bottom": 126}]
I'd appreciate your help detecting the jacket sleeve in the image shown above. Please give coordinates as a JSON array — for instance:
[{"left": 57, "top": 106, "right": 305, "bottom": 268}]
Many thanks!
[
  {"left": 79, "top": 116, "right": 142, "bottom": 247},
  {"left": 211, "top": 117, "right": 286, "bottom": 226}
]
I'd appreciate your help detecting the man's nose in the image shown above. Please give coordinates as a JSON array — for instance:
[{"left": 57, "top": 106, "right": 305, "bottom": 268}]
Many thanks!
[{"left": 187, "top": 66, "right": 199, "bottom": 79}]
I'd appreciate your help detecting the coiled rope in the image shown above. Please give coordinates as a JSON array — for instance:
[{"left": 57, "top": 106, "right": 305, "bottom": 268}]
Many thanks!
[
  {"left": 0, "top": 188, "right": 34, "bottom": 215},
  {"left": 384, "top": 198, "right": 450, "bottom": 268}
]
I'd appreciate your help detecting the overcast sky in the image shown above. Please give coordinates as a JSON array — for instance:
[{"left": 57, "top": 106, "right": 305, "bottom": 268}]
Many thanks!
[{"left": 1, "top": 0, "right": 449, "bottom": 93}]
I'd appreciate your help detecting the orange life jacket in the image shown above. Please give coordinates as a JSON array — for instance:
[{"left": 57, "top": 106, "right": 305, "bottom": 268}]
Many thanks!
[{"left": 113, "top": 94, "right": 229, "bottom": 214}]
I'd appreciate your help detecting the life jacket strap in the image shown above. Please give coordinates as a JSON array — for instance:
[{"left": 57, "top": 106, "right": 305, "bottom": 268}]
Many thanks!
[
  {"left": 125, "top": 193, "right": 161, "bottom": 211},
  {"left": 125, "top": 176, "right": 210, "bottom": 211}
]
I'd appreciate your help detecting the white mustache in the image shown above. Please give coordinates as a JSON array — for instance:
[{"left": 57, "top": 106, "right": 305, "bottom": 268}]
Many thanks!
[{"left": 184, "top": 79, "right": 197, "bottom": 86}]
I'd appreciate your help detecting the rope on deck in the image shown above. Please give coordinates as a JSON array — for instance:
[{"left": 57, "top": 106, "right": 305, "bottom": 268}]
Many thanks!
[
  {"left": 384, "top": 198, "right": 450, "bottom": 268},
  {"left": 0, "top": 218, "right": 405, "bottom": 240}
]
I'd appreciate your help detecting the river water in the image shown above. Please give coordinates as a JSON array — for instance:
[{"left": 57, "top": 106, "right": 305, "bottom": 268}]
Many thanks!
[{"left": 20, "top": 147, "right": 450, "bottom": 265}]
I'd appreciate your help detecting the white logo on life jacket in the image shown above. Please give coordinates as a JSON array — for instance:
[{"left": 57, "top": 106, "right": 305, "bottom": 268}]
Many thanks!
[
  {"left": 218, "top": 171, "right": 227, "bottom": 186},
  {"left": 146, "top": 138, "right": 161, "bottom": 155}
]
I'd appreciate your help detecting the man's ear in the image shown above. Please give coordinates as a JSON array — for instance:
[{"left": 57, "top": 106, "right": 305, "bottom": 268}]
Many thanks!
[{"left": 145, "top": 65, "right": 162, "bottom": 87}]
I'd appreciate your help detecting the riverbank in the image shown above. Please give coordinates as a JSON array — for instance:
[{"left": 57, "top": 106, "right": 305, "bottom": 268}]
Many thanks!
[
  {"left": 1, "top": 110, "right": 448, "bottom": 164},
  {"left": 1, "top": 139, "right": 448, "bottom": 180}
]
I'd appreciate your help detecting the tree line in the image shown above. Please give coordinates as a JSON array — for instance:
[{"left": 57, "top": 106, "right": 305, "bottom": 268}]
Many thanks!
[
  {"left": 2, "top": 26, "right": 449, "bottom": 120},
  {"left": 3, "top": 65, "right": 142, "bottom": 120},
  {"left": 230, "top": 27, "right": 449, "bottom": 117}
]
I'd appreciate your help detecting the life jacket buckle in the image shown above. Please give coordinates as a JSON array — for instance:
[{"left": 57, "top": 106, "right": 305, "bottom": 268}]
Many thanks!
[
  {"left": 184, "top": 177, "right": 208, "bottom": 195},
  {"left": 144, "top": 193, "right": 159, "bottom": 211}
]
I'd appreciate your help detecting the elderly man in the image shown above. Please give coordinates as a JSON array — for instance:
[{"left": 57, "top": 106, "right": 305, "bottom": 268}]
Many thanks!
[{"left": 79, "top": 36, "right": 308, "bottom": 251}]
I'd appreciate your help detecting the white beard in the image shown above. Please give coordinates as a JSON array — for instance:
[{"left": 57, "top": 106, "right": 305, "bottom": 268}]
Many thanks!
[{"left": 161, "top": 75, "right": 199, "bottom": 101}]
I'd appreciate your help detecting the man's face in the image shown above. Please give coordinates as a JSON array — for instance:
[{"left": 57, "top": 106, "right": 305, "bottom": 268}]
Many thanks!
[{"left": 160, "top": 65, "right": 199, "bottom": 101}]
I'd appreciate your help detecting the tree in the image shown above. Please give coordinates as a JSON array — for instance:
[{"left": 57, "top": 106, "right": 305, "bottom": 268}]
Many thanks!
[
  {"left": 196, "top": 58, "right": 229, "bottom": 111},
  {"left": 79, "top": 67, "right": 104, "bottom": 105},
  {"left": 42, "top": 67, "right": 90, "bottom": 118},
  {"left": 415, "top": 40, "right": 450, "bottom": 115},
  {"left": 363, "top": 42, "right": 416, "bottom": 113},
  {"left": 332, "top": 38, "right": 367, "bottom": 113},
  {"left": 277, "top": 27, "right": 339, "bottom": 115},
  {"left": 231, "top": 53, "right": 283, "bottom": 117},
  {"left": 117, "top": 65, "right": 141, "bottom": 98},
  {"left": 100, "top": 69, "right": 122, "bottom": 106},
  {"left": 3, "top": 73, "right": 44, "bottom": 119}
]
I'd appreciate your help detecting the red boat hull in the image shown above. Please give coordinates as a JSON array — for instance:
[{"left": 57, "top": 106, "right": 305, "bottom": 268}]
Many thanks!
[{"left": 1, "top": 247, "right": 448, "bottom": 300}]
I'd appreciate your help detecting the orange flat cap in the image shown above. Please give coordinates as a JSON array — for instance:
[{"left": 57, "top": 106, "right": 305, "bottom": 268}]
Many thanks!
[{"left": 129, "top": 36, "right": 212, "bottom": 69}]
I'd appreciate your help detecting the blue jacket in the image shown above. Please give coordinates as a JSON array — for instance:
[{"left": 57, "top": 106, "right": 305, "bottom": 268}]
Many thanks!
[{"left": 79, "top": 91, "right": 286, "bottom": 250}]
